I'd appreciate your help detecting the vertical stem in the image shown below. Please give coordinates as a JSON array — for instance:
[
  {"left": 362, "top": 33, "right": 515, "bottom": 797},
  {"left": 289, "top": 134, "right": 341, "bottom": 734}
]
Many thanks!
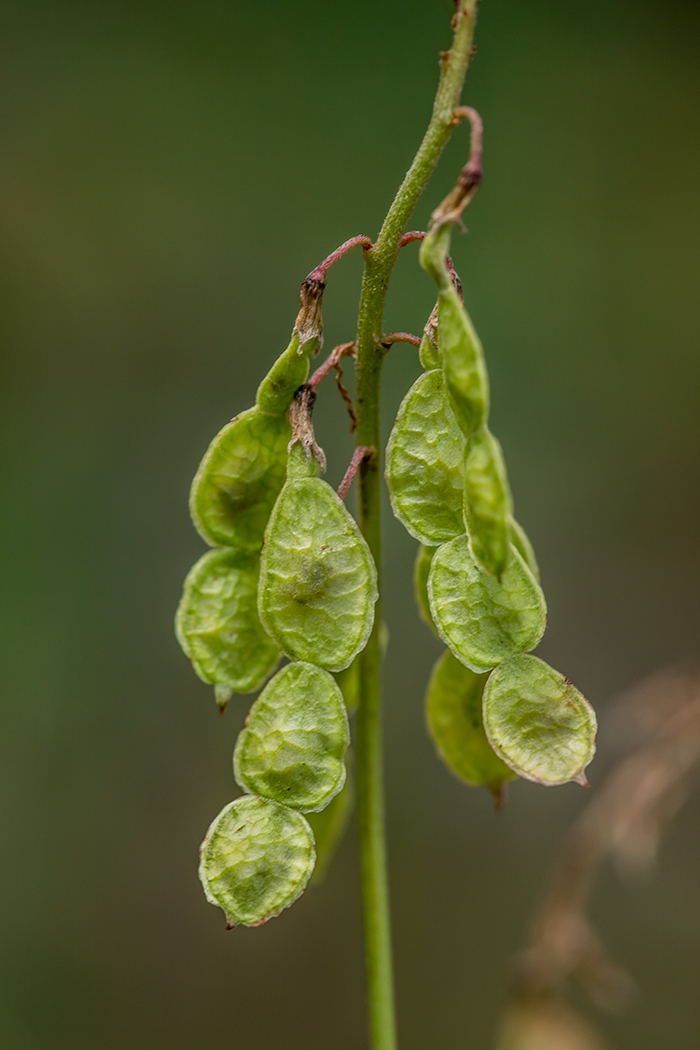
[{"left": 353, "top": 4, "right": 479, "bottom": 1049}]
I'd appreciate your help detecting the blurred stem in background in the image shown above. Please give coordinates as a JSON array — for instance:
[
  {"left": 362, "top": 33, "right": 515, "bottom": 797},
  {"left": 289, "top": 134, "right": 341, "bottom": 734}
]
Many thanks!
[{"left": 354, "top": 3, "right": 479, "bottom": 1047}]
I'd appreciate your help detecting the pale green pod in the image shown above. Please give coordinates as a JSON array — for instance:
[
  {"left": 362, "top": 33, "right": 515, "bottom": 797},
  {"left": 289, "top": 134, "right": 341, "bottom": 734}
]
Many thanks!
[
  {"left": 189, "top": 406, "right": 290, "bottom": 551},
  {"left": 199, "top": 795, "right": 315, "bottom": 928},
  {"left": 426, "top": 650, "right": 515, "bottom": 794},
  {"left": 258, "top": 447, "right": 378, "bottom": 671},
  {"left": 508, "top": 517, "right": 540, "bottom": 582},
  {"left": 483, "top": 654, "right": 597, "bottom": 786},
  {"left": 306, "top": 767, "right": 353, "bottom": 884},
  {"left": 233, "top": 662, "right": 349, "bottom": 812},
  {"left": 438, "top": 286, "right": 490, "bottom": 439},
  {"left": 385, "top": 370, "right": 466, "bottom": 544},
  {"left": 414, "top": 544, "right": 439, "bottom": 634},
  {"left": 463, "top": 426, "right": 513, "bottom": 579},
  {"left": 176, "top": 547, "right": 280, "bottom": 707},
  {"left": 334, "top": 658, "right": 359, "bottom": 716},
  {"left": 255, "top": 333, "right": 313, "bottom": 417},
  {"left": 427, "top": 535, "right": 547, "bottom": 673}
]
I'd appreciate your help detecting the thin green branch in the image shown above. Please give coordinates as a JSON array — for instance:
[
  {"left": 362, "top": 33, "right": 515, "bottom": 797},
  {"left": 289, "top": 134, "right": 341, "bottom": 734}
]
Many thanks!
[{"left": 353, "top": 4, "right": 480, "bottom": 1050}]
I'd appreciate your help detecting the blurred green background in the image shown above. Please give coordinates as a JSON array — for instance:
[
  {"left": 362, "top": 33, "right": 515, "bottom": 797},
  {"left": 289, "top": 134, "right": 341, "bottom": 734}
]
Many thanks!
[{"left": 1, "top": 0, "right": 699, "bottom": 1047}]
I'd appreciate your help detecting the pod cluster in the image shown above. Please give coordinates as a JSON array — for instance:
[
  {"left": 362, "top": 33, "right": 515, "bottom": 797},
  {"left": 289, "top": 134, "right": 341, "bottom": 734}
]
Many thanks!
[
  {"left": 176, "top": 290, "right": 378, "bottom": 927},
  {"left": 386, "top": 223, "right": 597, "bottom": 796}
]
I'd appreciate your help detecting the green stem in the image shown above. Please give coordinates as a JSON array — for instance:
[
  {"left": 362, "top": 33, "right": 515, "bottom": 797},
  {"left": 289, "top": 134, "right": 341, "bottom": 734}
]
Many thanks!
[{"left": 353, "top": 4, "right": 479, "bottom": 1049}]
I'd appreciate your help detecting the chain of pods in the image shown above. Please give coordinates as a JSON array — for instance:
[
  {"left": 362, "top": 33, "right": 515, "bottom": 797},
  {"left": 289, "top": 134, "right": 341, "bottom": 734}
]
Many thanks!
[
  {"left": 387, "top": 118, "right": 596, "bottom": 803},
  {"left": 177, "top": 261, "right": 377, "bottom": 926},
  {"left": 176, "top": 113, "right": 597, "bottom": 928}
]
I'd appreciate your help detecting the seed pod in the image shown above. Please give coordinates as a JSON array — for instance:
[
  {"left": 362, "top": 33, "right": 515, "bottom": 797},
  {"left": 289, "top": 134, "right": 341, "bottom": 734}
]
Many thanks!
[
  {"left": 420, "top": 224, "right": 489, "bottom": 440},
  {"left": 508, "top": 517, "right": 540, "bottom": 582},
  {"left": 199, "top": 795, "right": 315, "bottom": 928},
  {"left": 233, "top": 662, "right": 349, "bottom": 812},
  {"left": 438, "top": 285, "right": 490, "bottom": 439},
  {"left": 189, "top": 406, "right": 290, "bottom": 552},
  {"left": 426, "top": 650, "right": 515, "bottom": 797},
  {"left": 483, "top": 654, "right": 597, "bottom": 786},
  {"left": 385, "top": 370, "right": 466, "bottom": 545},
  {"left": 306, "top": 766, "right": 353, "bottom": 884},
  {"left": 258, "top": 444, "right": 378, "bottom": 671},
  {"left": 428, "top": 535, "right": 546, "bottom": 673},
  {"left": 255, "top": 334, "right": 311, "bottom": 417},
  {"left": 463, "top": 426, "right": 513, "bottom": 579},
  {"left": 176, "top": 547, "right": 280, "bottom": 708},
  {"left": 414, "top": 544, "right": 439, "bottom": 634}
]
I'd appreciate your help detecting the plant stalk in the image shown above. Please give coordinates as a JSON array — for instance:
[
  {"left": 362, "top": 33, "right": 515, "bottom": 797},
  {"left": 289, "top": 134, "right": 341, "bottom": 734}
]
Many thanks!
[{"left": 353, "top": 4, "right": 479, "bottom": 1049}]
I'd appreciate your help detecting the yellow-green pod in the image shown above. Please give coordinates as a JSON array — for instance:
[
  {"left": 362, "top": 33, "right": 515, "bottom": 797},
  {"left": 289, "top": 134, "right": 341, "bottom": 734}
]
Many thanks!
[
  {"left": 385, "top": 370, "right": 466, "bottom": 545},
  {"left": 463, "top": 426, "right": 513, "bottom": 579},
  {"left": 258, "top": 444, "right": 378, "bottom": 671},
  {"left": 189, "top": 406, "right": 290, "bottom": 552},
  {"left": 508, "top": 517, "right": 540, "bottom": 582},
  {"left": 414, "top": 544, "right": 439, "bottom": 635},
  {"left": 438, "top": 285, "right": 490, "bottom": 439},
  {"left": 428, "top": 535, "right": 546, "bottom": 673},
  {"left": 426, "top": 650, "right": 515, "bottom": 797},
  {"left": 483, "top": 654, "right": 597, "bottom": 786},
  {"left": 420, "top": 225, "right": 489, "bottom": 439},
  {"left": 233, "top": 662, "right": 349, "bottom": 812},
  {"left": 175, "top": 547, "right": 280, "bottom": 708},
  {"left": 199, "top": 795, "right": 315, "bottom": 928}
]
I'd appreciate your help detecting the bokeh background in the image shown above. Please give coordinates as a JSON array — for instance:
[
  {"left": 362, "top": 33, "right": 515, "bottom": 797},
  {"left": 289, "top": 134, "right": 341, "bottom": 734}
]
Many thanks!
[{"left": 1, "top": 0, "right": 699, "bottom": 1047}]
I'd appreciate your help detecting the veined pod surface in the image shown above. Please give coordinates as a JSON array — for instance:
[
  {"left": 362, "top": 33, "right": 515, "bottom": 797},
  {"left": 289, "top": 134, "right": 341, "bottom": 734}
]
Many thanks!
[
  {"left": 463, "top": 426, "right": 513, "bottom": 579},
  {"left": 426, "top": 650, "right": 515, "bottom": 795},
  {"left": 428, "top": 535, "right": 546, "bottom": 673},
  {"left": 233, "top": 662, "right": 349, "bottom": 812},
  {"left": 385, "top": 370, "right": 466, "bottom": 545},
  {"left": 189, "top": 406, "right": 290, "bottom": 551},
  {"left": 176, "top": 547, "right": 280, "bottom": 707},
  {"left": 306, "top": 769, "right": 353, "bottom": 884},
  {"left": 437, "top": 286, "right": 489, "bottom": 440},
  {"left": 258, "top": 446, "right": 378, "bottom": 671},
  {"left": 483, "top": 654, "right": 597, "bottom": 786},
  {"left": 199, "top": 795, "right": 315, "bottom": 928},
  {"left": 414, "top": 544, "right": 439, "bottom": 634},
  {"left": 508, "top": 517, "right": 540, "bottom": 582}
]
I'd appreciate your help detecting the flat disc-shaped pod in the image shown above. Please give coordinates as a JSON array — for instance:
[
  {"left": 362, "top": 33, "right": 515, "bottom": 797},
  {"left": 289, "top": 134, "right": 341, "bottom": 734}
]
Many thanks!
[
  {"left": 234, "top": 662, "right": 349, "bottom": 812},
  {"left": 176, "top": 548, "right": 280, "bottom": 706},
  {"left": 258, "top": 474, "right": 378, "bottom": 671},
  {"left": 428, "top": 536, "right": 546, "bottom": 673},
  {"left": 483, "top": 654, "right": 597, "bottom": 785},
  {"left": 385, "top": 370, "right": 466, "bottom": 544},
  {"left": 199, "top": 795, "right": 315, "bottom": 928},
  {"left": 189, "top": 406, "right": 290, "bottom": 551},
  {"left": 426, "top": 650, "right": 515, "bottom": 794}
]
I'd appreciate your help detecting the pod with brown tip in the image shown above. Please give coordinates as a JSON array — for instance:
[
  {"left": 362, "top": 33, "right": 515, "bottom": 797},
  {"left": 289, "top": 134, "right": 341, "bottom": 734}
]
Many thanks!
[
  {"left": 199, "top": 795, "right": 315, "bottom": 928},
  {"left": 482, "top": 654, "right": 597, "bottom": 786}
]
